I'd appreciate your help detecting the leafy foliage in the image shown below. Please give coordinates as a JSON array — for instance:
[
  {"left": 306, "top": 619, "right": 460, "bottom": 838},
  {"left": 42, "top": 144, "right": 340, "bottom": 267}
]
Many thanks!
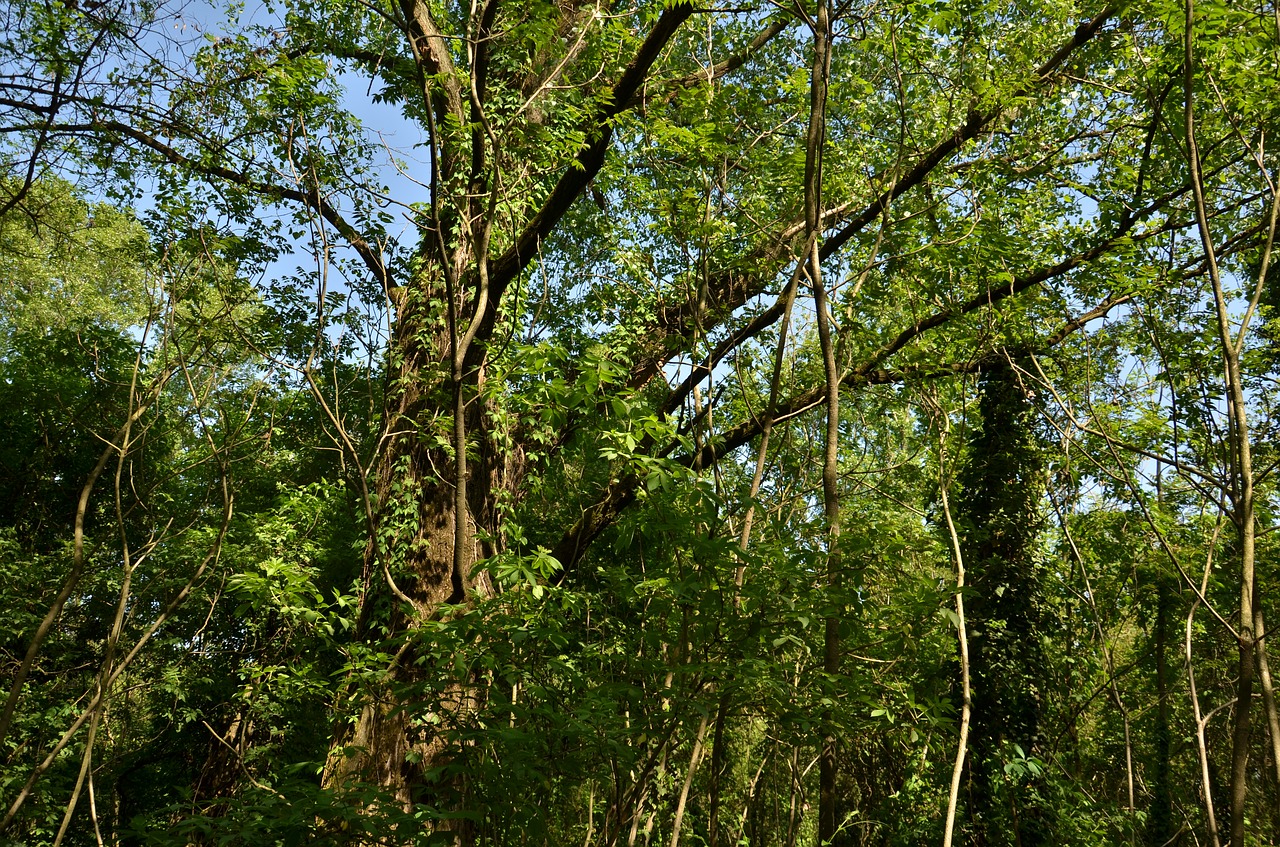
[{"left": 3, "top": 0, "right": 1280, "bottom": 845}]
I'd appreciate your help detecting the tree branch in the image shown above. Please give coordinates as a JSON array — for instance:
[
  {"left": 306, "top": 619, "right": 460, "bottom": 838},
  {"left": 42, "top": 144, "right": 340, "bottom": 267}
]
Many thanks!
[
  {"left": 58, "top": 119, "right": 392, "bottom": 289},
  {"left": 464, "top": 2, "right": 697, "bottom": 366}
]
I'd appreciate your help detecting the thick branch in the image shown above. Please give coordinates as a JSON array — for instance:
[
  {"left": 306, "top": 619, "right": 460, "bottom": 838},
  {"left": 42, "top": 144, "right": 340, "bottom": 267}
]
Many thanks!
[
  {"left": 551, "top": 263, "right": 1136, "bottom": 571},
  {"left": 400, "top": 0, "right": 466, "bottom": 127},
  {"left": 465, "top": 2, "right": 697, "bottom": 365},
  {"left": 627, "top": 6, "right": 1117, "bottom": 393}
]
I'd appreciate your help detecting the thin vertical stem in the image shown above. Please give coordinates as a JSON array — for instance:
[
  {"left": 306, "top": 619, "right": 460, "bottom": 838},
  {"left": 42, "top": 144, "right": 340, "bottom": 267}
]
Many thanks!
[
  {"left": 669, "top": 716, "right": 709, "bottom": 847},
  {"left": 938, "top": 430, "right": 972, "bottom": 847},
  {"left": 802, "top": 0, "right": 838, "bottom": 840},
  {"left": 1255, "top": 604, "right": 1280, "bottom": 796},
  {"left": 1185, "top": 6, "right": 1256, "bottom": 843},
  {"left": 1189, "top": 552, "right": 1222, "bottom": 847}
]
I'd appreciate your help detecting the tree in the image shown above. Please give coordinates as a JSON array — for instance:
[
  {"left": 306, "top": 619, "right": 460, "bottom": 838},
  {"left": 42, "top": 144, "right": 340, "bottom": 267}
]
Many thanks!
[
  {"left": 955, "top": 360, "right": 1050, "bottom": 846},
  {"left": 4, "top": 0, "right": 1280, "bottom": 843}
]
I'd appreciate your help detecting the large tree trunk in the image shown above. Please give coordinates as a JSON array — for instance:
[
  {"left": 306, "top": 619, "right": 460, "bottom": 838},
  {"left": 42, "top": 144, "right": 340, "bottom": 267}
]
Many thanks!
[
  {"left": 323, "top": 269, "right": 507, "bottom": 829},
  {"left": 316, "top": 0, "right": 692, "bottom": 830},
  {"left": 959, "top": 361, "right": 1049, "bottom": 847}
]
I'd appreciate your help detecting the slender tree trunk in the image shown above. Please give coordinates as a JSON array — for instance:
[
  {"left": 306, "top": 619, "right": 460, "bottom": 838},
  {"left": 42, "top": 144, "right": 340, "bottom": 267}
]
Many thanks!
[
  {"left": 1255, "top": 602, "right": 1280, "bottom": 841},
  {"left": 1188, "top": 557, "right": 1222, "bottom": 847},
  {"left": 1184, "top": 7, "right": 1256, "bottom": 842},
  {"left": 737, "top": 739, "right": 771, "bottom": 847},
  {"left": 784, "top": 746, "right": 804, "bottom": 847},
  {"left": 1150, "top": 579, "right": 1174, "bottom": 846},
  {"left": 670, "top": 716, "right": 709, "bottom": 847},
  {"left": 707, "top": 694, "right": 730, "bottom": 847},
  {"left": 802, "top": 1, "right": 839, "bottom": 841},
  {"left": 939, "top": 443, "right": 972, "bottom": 847}
]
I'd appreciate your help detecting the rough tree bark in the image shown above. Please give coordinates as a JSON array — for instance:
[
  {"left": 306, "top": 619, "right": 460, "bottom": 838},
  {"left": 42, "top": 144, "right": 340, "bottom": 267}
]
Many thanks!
[
  {"left": 957, "top": 360, "right": 1049, "bottom": 847},
  {"left": 321, "top": 0, "right": 699, "bottom": 829}
]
